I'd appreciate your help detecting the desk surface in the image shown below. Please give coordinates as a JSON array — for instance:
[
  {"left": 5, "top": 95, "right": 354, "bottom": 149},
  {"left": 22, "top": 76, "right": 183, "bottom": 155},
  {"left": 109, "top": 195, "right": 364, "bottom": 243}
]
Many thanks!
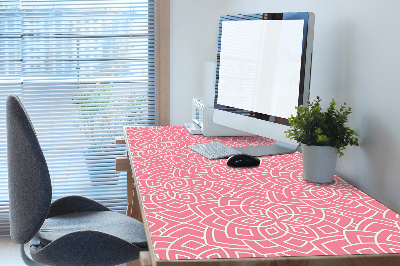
[{"left": 125, "top": 126, "right": 400, "bottom": 263}]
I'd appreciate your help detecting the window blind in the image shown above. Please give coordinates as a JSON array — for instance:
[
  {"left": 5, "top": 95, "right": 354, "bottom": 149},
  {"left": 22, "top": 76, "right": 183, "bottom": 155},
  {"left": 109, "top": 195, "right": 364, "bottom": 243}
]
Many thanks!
[{"left": 0, "top": 0, "right": 159, "bottom": 236}]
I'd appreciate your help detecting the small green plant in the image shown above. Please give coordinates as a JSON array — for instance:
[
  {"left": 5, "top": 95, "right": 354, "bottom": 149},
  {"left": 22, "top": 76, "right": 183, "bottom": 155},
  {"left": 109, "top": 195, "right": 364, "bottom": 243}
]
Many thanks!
[{"left": 285, "top": 96, "right": 359, "bottom": 157}]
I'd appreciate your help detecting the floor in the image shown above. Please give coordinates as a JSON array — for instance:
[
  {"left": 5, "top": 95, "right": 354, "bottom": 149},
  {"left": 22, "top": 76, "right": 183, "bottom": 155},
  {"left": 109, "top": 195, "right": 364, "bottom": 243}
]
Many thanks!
[
  {"left": 0, "top": 237, "right": 26, "bottom": 266},
  {"left": 0, "top": 237, "right": 138, "bottom": 266}
]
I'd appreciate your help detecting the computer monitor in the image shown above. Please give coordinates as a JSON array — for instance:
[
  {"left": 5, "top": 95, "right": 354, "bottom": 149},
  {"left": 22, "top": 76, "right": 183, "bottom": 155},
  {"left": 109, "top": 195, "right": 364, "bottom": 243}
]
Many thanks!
[{"left": 213, "top": 12, "right": 315, "bottom": 156}]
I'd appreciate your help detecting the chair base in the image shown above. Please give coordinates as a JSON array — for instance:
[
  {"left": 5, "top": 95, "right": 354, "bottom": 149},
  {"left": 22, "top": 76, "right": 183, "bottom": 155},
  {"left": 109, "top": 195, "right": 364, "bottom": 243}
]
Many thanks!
[{"left": 20, "top": 244, "right": 45, "bottom": 266}]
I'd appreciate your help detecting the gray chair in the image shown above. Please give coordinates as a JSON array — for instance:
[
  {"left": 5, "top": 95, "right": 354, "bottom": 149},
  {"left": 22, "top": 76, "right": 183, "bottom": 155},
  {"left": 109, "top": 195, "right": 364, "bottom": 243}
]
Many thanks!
[{"left": 6, "top": 94, "right": 148, "bottom": 265}]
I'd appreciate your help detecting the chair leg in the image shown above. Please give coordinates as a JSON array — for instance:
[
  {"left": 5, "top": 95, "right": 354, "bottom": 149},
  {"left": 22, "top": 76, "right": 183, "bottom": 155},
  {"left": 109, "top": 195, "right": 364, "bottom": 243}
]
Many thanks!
[{"left": 20, "top": 244, "right": 46, "bottom": 266}]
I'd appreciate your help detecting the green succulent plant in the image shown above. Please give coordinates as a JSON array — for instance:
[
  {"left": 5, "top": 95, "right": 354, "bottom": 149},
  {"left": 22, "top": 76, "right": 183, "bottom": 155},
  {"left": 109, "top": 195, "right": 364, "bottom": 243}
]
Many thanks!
[{"left": 285, "top": 96, "right": 359, "bottom": 157}]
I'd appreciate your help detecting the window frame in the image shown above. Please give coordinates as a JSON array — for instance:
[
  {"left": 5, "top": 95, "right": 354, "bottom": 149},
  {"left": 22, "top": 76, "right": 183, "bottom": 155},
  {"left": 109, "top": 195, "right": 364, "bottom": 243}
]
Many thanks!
[{"left": 156, "top": 0, "right": 170, "bottom": 126}]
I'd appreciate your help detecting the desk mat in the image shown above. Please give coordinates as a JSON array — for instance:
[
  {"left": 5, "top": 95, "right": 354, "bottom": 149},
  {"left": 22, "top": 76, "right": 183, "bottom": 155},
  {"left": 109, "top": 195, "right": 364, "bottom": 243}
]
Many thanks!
[{"left": 125, "top": 126, "right": 400, "bottom": 260}]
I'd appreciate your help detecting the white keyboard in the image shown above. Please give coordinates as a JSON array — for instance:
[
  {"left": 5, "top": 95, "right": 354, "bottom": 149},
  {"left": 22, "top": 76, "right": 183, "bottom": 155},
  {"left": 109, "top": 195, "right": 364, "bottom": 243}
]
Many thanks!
[{"left": 188, "top": 142, "right": 243, "bottom": 160}]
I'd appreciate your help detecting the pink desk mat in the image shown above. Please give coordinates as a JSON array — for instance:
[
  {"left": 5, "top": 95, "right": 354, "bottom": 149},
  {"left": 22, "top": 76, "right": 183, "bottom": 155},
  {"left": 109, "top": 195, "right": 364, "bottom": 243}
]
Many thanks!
[{"left": 125, "top": 126, "right": 400, "bottom": 260}]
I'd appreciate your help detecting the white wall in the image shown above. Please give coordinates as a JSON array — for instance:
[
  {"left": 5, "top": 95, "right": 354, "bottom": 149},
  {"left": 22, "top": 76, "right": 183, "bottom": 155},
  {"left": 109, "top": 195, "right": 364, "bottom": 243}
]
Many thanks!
[
  {"left": 170, "top": 0, "right": 400, "bottom": 213},
  {"left": 170, "top": 0, "right": 228, "bottom": 125}
]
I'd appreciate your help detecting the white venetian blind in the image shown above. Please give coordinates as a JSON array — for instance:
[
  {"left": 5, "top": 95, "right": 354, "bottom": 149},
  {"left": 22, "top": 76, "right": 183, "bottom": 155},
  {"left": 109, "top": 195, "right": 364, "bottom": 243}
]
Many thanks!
[{"left": 0, "top": 0, "right": 159, "bottom": 236}]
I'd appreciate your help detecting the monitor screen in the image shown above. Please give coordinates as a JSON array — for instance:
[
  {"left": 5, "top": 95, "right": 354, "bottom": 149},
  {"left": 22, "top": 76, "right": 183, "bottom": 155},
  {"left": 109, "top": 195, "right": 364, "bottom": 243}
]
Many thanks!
[
  {"left": 213, "top": 13, "right": 314, "bottom": 155},
  {"left": 217, "top": 19, "right": 304, "bottom": 119}
]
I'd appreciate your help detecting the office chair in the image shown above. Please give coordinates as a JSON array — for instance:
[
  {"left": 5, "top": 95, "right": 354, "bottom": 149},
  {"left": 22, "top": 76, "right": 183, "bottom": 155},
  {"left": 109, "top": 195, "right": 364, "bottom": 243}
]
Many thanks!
[{"left": 6, "top": 94, "right": 148, "bottom": 265}]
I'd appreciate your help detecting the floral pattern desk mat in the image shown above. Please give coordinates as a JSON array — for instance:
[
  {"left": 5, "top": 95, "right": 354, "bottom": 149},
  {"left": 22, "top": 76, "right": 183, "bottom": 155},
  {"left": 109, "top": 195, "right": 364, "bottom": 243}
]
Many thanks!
[{"left": 125, "top": 126, "right": 400, "bottom": 260}]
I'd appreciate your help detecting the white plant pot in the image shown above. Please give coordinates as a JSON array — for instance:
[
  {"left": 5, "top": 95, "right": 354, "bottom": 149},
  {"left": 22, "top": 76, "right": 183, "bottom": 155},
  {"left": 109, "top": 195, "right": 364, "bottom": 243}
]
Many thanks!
[{"left": 301, "top": 144, "right": 338, "bottom": 184}]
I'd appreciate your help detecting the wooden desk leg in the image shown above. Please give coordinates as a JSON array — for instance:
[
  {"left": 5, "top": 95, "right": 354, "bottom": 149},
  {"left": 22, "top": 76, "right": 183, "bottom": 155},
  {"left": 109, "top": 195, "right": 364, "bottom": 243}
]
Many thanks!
[
  {"left": 130, "top": 171, "right": 143, "bottom": 223},
  {"left": 117, "top": 137, "right": 147, "bottom": 266},
  {"left": 139, "top": 252, "right": 152, "bottom": 266},
  {"left": 114, "top": 155, "right": 138, "bottom": 219},
  {"left": 127, "top": 170, "right": 134, "bottom": 217}
]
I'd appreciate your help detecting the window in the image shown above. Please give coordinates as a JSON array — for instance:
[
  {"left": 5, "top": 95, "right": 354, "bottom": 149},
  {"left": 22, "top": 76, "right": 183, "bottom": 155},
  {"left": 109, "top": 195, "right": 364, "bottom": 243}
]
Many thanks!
[{"left": 0, "top": 0, "right": 169, "bottom": 236}]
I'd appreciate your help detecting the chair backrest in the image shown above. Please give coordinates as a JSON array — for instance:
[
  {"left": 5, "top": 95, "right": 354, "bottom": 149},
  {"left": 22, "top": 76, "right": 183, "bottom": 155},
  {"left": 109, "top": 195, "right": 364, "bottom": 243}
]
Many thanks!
[{"left": 6, "top": 94, "right": 52, "bottom": 244}]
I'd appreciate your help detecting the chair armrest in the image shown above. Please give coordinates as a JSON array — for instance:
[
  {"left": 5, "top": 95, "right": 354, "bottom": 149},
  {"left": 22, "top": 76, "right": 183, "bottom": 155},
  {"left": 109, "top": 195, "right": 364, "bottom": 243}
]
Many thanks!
[{"left": 47, "top": 196, "right": 110, "bottom": 218}]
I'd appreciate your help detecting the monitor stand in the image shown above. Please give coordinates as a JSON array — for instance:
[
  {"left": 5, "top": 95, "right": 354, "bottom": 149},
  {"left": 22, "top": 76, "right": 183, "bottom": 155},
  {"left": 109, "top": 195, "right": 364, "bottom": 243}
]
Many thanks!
[{"left": 233, "top": 141, "right": 299, "bottom": 157}]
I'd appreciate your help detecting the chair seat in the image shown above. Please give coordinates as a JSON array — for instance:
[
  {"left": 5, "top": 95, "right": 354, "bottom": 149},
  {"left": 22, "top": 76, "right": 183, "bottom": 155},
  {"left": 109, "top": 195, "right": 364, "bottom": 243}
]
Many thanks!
[{"left": 37, "top": 211, "right": 147, "bottom": 248}]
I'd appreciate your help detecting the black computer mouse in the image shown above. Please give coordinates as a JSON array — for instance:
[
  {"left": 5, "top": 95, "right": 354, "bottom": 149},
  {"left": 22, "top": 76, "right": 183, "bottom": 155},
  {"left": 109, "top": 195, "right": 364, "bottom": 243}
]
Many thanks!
[{"left": 227, "top": 154, "right": 260, "bottom": 167}]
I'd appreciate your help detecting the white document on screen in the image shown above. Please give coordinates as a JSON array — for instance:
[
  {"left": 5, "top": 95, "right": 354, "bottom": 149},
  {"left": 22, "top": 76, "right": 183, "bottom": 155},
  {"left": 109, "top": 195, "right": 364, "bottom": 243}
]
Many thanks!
[{"left": 217, "top": 19, "right": 304, "bottom": 119}]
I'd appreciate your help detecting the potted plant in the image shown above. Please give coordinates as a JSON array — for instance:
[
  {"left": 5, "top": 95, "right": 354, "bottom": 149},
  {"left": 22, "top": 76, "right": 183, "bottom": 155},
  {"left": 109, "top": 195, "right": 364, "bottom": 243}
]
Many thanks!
[{"left": 285, "top": 96, "right": 359, "bottom": 183}]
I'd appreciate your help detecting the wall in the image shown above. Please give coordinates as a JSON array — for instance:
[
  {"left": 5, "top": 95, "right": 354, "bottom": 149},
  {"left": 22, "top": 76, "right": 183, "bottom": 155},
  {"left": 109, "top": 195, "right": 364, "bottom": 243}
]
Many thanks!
[
  {"left": 170, "top": 0, "right": 228, "bottom": 125},
  {"left": 170, "top": 0, "right": 400, "bottom": 213}
]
